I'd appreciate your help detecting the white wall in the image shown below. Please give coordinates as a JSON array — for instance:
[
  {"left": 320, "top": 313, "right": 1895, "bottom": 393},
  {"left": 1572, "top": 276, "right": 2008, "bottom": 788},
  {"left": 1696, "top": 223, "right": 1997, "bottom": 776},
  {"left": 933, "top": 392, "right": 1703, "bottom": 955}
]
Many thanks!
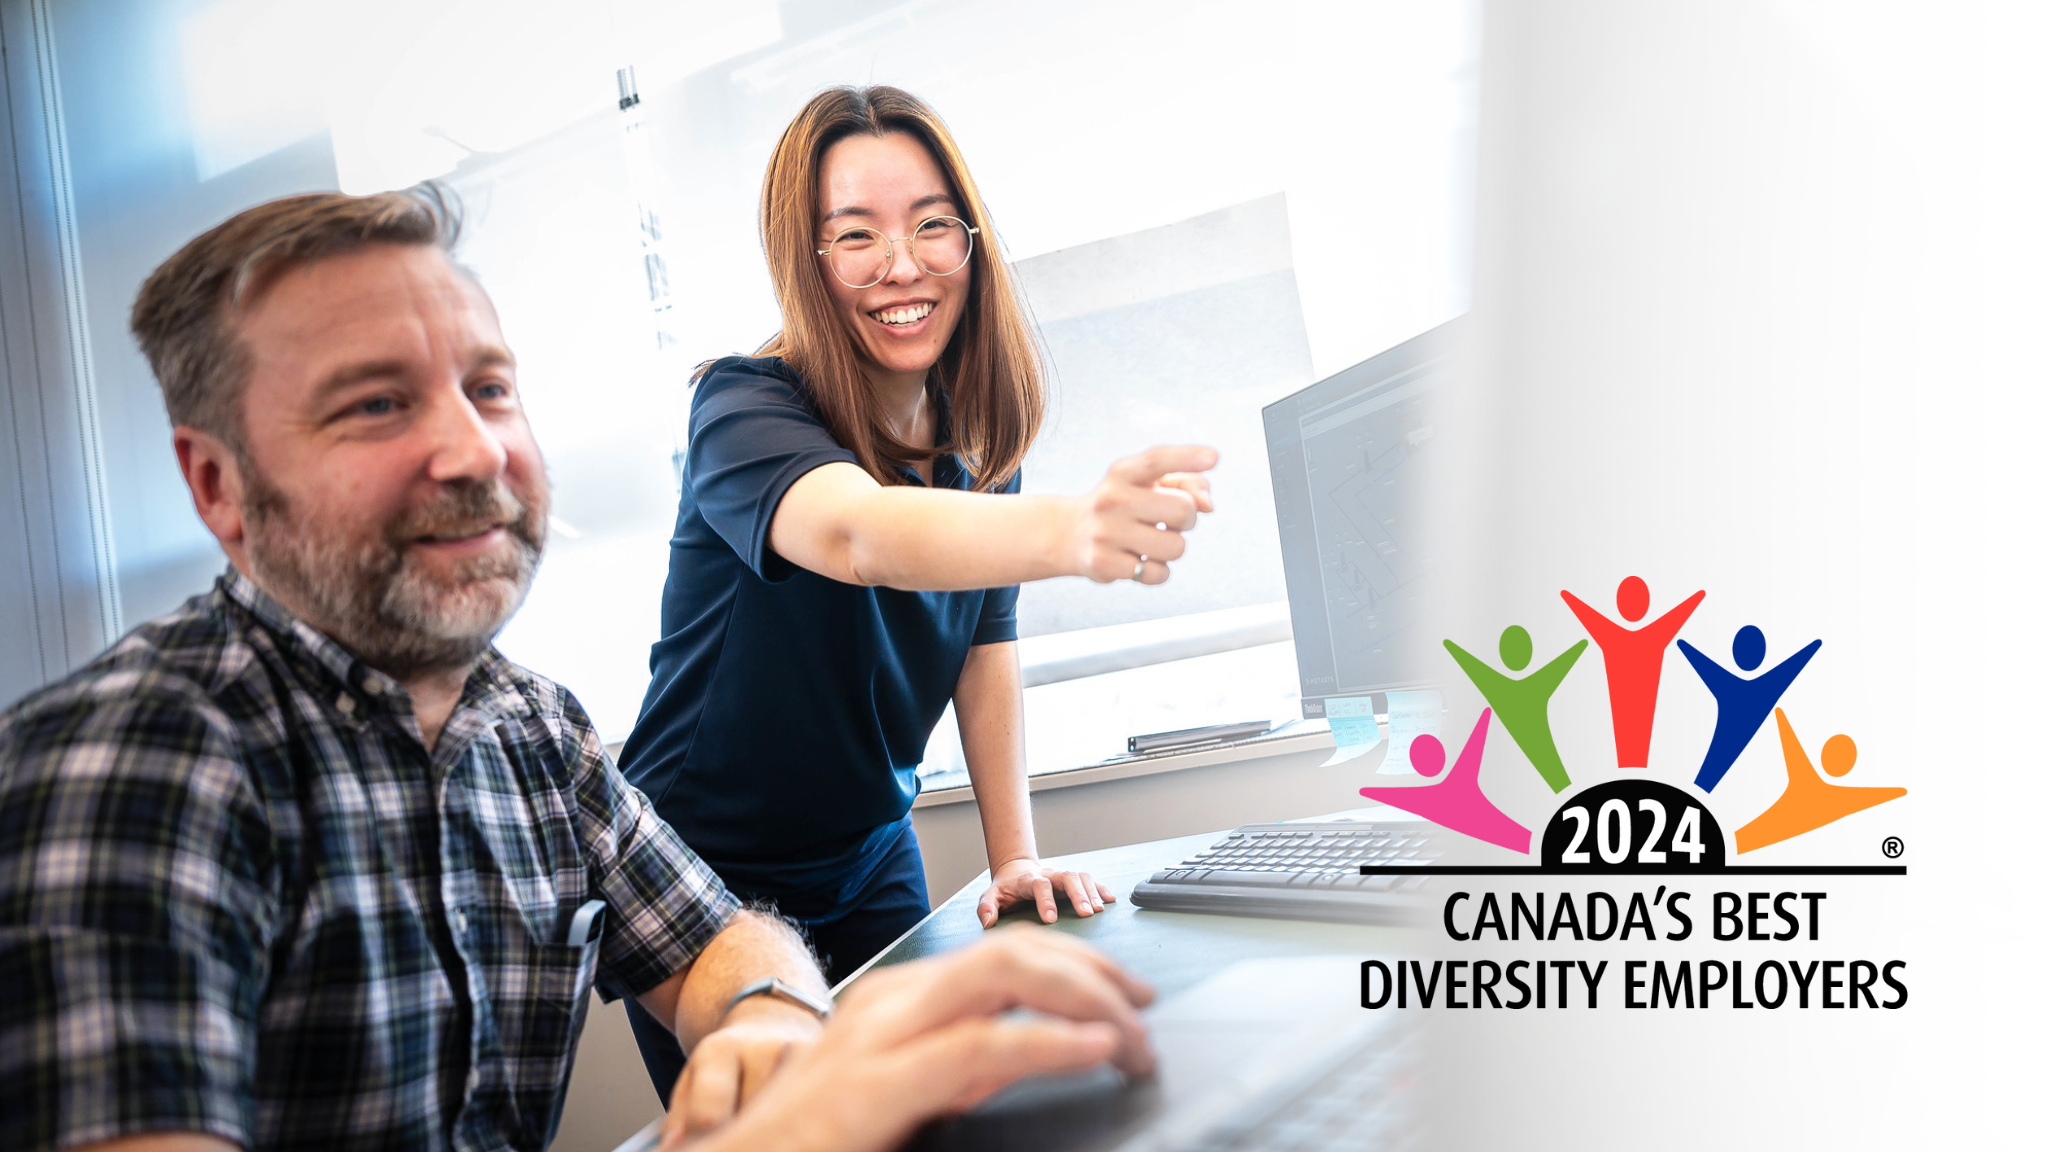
[{"left": 49, "top": 0, "right": 345, "bottom": 642}]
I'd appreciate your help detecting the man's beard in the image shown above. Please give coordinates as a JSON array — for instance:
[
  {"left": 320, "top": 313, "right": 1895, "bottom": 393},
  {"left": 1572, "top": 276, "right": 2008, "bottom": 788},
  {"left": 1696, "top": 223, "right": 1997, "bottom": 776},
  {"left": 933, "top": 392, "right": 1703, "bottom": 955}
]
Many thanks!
[{"left": 240, "top": 467, "right": 547, "bottom": 680}]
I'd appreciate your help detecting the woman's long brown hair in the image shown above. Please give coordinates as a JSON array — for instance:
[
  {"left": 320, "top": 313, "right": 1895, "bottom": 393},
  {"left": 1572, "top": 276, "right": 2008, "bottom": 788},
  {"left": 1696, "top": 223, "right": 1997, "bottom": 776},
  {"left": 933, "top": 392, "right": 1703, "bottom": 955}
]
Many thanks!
[{"left": 750, "top": 86, "right": 1044, "bottom": 491}]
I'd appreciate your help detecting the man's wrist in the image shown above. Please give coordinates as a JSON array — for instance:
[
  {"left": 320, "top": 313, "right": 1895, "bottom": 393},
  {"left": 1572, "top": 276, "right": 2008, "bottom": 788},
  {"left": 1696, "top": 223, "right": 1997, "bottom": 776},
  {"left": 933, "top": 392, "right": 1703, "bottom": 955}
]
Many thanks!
[
  {"left": 720, "top": 978, "right": 832, "bottom": 1028},
  {"left": 719, "top": 993, "right": 828, "bottom": 1037}
]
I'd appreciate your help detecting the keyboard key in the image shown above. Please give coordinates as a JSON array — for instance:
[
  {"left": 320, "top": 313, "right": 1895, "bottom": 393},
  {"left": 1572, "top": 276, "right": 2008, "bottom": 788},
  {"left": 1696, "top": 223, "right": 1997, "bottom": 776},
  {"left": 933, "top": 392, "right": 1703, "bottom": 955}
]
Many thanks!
[{"left": 1205, "top": 870, "right": 1296, "bottom": 887}]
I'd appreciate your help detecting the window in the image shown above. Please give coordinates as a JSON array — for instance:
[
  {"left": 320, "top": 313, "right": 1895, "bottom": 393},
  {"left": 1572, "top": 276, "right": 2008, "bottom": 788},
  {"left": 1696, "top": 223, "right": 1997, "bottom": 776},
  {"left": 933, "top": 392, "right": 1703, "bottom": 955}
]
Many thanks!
[{"left": 62, "top": 0, "right": 1481, "bottom": 760}]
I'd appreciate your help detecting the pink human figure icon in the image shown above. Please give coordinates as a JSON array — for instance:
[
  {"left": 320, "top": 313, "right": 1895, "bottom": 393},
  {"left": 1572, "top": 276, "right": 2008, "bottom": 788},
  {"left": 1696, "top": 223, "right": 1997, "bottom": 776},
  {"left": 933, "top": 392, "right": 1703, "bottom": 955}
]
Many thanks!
[
  {"left": 1360, "top": 709, "right": 1532, "bottom": 854},
  {"left": 1560, "top": 575, "right": 1705, "bottom": 770}
]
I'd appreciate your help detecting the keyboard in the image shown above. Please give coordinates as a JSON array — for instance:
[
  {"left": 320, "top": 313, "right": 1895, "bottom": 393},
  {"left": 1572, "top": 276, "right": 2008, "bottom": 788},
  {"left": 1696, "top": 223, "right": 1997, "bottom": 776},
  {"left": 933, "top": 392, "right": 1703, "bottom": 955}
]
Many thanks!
[{"left": 1129, "top": 821, "right": 1448, "bottom": 924}]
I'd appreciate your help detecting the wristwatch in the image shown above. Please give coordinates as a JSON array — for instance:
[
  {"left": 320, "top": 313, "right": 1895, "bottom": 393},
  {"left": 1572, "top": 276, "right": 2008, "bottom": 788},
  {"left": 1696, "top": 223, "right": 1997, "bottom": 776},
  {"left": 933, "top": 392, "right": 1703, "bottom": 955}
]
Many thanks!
[{"left": 723, "top": 977, "right": 834, "bottom": 1022}]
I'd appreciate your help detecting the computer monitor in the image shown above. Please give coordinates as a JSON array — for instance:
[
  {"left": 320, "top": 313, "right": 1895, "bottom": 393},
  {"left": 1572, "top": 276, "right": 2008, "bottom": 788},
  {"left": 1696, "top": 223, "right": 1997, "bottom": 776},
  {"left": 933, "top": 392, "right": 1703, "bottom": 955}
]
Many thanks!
[{"left": 1263, "top": 315, "right": 1465, "bottom": 719}]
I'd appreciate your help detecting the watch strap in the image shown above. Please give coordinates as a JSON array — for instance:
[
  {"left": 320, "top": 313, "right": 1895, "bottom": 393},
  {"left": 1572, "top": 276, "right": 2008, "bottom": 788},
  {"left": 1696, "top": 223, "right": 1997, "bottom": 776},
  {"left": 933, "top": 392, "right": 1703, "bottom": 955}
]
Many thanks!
[{"left": 723, "top": 976, "right": 833, "bottom": 1022}]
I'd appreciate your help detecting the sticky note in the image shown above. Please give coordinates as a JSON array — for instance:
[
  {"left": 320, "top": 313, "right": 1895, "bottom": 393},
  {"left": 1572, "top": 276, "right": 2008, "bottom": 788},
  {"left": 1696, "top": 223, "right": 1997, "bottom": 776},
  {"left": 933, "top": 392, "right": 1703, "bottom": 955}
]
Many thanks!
[
  {"left": 1380, "top": 689, "right": 1444, "bottom": 775},
  {"left": 1319, "top": 695, "right": 1383, "bottom": 767}
]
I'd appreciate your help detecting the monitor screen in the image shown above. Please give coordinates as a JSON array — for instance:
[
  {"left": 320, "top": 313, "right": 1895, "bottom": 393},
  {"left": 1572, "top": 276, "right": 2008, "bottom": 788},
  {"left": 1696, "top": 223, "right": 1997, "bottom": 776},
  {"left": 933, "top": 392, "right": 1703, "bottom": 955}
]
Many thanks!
[{"left": 1263, "top": 316, "right": 1465, "bottom": 718}]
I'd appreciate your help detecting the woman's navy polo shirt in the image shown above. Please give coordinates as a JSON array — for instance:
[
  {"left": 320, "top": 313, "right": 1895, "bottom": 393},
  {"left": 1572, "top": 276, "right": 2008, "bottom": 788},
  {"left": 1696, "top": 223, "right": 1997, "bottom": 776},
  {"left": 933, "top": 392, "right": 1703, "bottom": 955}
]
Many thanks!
[{"left": 618, "top": 355, "right": 1019, "bottom": 875}]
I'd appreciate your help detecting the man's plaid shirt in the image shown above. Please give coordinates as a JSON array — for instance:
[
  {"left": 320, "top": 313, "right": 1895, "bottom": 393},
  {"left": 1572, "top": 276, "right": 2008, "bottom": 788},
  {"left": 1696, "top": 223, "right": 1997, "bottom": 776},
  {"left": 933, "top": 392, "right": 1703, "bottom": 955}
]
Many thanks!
[{"left": 0, "top": 570, "right": 740, "bottom": 1150}]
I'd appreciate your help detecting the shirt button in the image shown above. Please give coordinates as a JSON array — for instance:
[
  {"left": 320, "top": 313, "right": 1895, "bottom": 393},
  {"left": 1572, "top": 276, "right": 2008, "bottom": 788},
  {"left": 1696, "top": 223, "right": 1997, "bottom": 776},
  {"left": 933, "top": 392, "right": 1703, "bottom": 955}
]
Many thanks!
[
  {"left": 465, "top": 1067, "right": 479, "bottom": 1095},
  {"left": 362, "top": 679, "right": 383, "bottom": 696},
  {"left": 335, "top": 695, "right": 356, "bottom": 715},
  {"left": 453, "top": 908, "right": 469, "bottom": 932}
]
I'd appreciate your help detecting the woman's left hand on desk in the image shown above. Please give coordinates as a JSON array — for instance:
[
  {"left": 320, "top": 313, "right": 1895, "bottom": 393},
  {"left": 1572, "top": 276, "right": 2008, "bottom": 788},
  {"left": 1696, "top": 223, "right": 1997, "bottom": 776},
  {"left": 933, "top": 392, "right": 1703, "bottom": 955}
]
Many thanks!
[{"left": 977, "top": 858, "right": 1113, "bottom": 927}]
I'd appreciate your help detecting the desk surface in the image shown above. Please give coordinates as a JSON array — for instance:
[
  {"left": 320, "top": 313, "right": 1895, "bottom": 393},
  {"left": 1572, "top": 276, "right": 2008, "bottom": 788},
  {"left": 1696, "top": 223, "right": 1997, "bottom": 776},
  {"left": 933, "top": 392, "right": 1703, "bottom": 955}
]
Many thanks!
[
  {"left": 855, "top": 825, "right": 1416, "bottom": 1002},
  {"left": 617, "top": 823, "right": 1412, "bottom": 1152}
]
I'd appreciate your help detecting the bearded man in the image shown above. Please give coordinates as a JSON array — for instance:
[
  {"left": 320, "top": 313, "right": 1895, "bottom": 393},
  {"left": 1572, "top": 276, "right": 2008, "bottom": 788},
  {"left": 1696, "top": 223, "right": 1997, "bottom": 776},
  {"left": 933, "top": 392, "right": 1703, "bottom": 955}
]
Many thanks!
[{"left": 0, "top": 189, "right": 1152, "bottom": 1152}]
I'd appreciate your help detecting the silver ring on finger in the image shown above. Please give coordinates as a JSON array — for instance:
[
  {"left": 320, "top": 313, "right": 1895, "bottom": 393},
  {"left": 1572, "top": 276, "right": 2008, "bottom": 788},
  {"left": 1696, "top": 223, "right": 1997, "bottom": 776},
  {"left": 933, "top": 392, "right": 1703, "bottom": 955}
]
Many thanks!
[{"left": 1133, "top": 556, "right": 1148, "bottom": 581}]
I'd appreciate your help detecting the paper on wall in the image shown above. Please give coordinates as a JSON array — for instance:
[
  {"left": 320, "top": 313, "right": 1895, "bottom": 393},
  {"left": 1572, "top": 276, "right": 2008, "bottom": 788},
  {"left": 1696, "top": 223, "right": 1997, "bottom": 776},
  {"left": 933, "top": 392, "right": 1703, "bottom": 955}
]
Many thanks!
[
  {"left": 1318, "top": 695, "right": 1383, "bottom": 766},
  {"left": 1379, "top": 689, "right": 1444, "bottom": 775}
]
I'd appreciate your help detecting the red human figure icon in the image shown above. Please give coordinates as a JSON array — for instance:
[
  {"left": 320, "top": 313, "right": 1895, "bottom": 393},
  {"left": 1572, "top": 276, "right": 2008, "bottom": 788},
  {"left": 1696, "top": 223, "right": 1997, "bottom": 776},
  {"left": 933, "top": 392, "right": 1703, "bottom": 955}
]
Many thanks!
[{"left": 1560, "top": 576, "right": 1705, "bottom": 770}]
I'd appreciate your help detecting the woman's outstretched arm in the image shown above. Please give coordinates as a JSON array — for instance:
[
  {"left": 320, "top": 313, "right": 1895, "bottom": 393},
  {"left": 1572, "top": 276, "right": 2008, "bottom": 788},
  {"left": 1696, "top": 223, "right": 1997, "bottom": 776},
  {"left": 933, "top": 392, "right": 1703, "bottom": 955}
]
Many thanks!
[{"left": 768, "top": 445, "right": 1217, "bottom": 591}]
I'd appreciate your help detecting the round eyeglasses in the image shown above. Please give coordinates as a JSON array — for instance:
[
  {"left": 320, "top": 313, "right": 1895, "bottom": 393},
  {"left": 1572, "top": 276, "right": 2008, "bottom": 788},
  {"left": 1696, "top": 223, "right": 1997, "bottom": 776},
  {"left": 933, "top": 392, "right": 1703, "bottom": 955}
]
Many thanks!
[{"left": 815, "top": 215, "right": 978, "bottom": 289}]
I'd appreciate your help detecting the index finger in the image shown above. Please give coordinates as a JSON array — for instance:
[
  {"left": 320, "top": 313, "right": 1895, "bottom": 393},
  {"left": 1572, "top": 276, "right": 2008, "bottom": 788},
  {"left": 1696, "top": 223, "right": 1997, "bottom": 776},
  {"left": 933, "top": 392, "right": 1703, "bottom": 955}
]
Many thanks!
[
  {"left": 1110, "top": 445, "right": 1219, "bottom": 488},
  {"left": 1032, "top": 876, "right": 1059, "bottom": 923},
  {"left": 866, "top": 931, "right": 1156, "bottom": 1073},
  {"left": 657, "top": 1078, "right": 690, "bottom": 1151},
  {"left": 1156, "top": 471, "right": 1214, "bottom": 513},
  {"left": 679, "top": 1045, "right": 743, "bottom": 1136},
  {"left": 999, "top": 926, "right": 1151, "bottom": 1006}
]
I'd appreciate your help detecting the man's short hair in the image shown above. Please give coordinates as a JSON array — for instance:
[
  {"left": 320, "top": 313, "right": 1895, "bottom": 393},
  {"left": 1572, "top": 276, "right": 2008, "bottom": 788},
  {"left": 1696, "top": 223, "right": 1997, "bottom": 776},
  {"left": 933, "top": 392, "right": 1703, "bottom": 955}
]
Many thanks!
[{"left": 129, "top": 185, "right": 461, "bottom": 456}]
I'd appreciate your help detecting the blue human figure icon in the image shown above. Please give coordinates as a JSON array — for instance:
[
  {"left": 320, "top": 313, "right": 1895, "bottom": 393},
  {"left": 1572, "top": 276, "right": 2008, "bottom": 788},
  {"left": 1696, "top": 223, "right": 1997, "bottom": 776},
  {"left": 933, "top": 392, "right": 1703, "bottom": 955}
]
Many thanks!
[{"left": 1677, "top": 625, "right": 1822, "bottom": 792}]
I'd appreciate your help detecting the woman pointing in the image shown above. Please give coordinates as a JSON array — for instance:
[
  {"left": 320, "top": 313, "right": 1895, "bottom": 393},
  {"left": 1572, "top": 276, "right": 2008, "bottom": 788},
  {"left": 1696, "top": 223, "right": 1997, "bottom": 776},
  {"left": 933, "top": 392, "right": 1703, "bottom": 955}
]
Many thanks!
[{"left": 617, "top": 85, "right": 1214, "bottom": 1098}]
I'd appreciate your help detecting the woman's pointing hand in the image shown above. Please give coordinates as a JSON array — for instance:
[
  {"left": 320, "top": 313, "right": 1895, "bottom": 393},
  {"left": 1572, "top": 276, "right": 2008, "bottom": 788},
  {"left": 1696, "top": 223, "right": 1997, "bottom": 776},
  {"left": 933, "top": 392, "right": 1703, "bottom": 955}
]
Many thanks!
[{"left": 1071, "top": 445, "right": 1219, "bottom": 585}]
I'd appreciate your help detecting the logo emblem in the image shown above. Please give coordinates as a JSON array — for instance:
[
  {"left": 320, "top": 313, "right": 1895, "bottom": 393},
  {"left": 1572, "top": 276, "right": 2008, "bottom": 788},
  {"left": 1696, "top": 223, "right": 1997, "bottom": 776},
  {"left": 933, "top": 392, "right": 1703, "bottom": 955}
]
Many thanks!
[{"left": 1359, "top": 576, "right": 1905, "bottom": 868}]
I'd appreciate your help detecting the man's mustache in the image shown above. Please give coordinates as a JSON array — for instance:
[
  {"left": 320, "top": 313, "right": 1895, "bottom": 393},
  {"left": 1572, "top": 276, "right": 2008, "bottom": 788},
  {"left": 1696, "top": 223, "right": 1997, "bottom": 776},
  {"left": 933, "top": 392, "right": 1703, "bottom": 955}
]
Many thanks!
[{"left": 385, "top": 480, "right": 545, "bottom": 554}]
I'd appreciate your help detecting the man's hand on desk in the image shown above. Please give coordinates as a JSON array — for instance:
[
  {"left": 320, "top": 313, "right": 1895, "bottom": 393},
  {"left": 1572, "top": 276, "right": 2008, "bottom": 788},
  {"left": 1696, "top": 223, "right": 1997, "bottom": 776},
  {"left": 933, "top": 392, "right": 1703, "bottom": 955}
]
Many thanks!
[
  {"left": 661, "top": 928, "right": 1155, "bottom": 1152},
  {"left": 978, "top": 856, "right": 1113, "bottom": 927},
  {"left": 664, "top": 995, "right": 825, "bottom": 1141}
]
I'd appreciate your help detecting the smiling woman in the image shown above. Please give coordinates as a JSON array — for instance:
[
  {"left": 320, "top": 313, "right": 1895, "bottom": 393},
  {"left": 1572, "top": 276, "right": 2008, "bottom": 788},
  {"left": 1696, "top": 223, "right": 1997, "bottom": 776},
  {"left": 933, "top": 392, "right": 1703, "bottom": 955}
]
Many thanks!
[
  {"left": 611, "top": 84, "right": 1221, "bottom": 1102},
  {"left": 802, "top": 134, "right": 977, "bottom": 476},
  {"left": 757, "top": 88, "right": 1038, "bottom": 492}
]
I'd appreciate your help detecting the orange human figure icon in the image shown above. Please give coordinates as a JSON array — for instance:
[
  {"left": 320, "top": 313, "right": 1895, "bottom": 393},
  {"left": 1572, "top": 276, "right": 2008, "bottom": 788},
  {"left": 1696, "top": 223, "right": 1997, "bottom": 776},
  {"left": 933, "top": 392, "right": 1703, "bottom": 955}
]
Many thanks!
[
  {"left": 1734, "top": 710, "right": 1906, "bottom": 853},
  {"left": 1560, "top": 575, "right": 1704, "bottom": 770}
]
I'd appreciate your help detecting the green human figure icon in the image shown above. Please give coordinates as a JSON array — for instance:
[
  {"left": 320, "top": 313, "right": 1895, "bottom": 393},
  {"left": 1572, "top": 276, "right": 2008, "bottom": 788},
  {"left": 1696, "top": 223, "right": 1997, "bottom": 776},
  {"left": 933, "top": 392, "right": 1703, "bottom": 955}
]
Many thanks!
[{"left": 1443, "top": 626, "right": 1588, "bottom": 793}]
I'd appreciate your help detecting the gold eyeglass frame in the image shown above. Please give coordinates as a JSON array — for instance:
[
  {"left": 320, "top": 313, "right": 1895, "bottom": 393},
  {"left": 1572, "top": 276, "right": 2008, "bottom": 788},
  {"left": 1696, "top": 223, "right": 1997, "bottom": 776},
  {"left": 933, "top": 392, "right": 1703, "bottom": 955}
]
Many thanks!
[{"left": 814, "top": 215, "right": 980, "bottom": 289}]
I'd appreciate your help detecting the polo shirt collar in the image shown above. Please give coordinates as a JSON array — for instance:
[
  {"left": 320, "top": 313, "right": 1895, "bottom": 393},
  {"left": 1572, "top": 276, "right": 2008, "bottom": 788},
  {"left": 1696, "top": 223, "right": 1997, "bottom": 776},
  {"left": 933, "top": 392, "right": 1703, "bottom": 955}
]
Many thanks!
[{"left": 894, "top": 387, "right": 971, "bottom": 489}]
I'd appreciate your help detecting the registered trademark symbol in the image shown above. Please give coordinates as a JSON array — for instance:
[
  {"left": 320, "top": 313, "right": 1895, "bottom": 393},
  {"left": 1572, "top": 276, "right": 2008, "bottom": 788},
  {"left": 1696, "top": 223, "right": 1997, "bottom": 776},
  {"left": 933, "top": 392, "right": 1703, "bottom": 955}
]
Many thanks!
[{"left": 1881, "top": 836, "right": 1904, "bottom": 859}]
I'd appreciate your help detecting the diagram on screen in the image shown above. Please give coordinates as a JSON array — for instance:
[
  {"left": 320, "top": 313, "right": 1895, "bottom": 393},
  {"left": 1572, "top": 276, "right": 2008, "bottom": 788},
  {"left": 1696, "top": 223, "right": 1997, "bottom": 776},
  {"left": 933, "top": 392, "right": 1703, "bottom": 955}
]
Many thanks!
[{"left": 1297, "top": 365, "right": 1441, "bottom": 693}]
